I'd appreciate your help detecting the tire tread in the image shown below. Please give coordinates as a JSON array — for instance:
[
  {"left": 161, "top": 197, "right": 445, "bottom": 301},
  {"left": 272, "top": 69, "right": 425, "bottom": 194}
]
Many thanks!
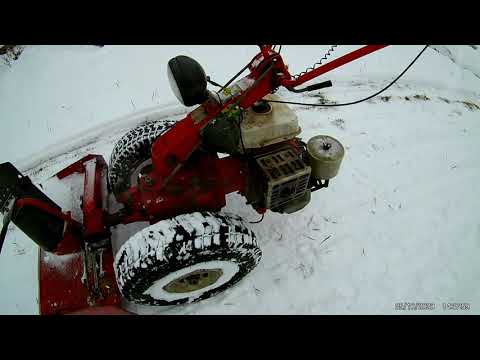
[{"left": 114, "top": 211, "right": 261, "bottom": 305}]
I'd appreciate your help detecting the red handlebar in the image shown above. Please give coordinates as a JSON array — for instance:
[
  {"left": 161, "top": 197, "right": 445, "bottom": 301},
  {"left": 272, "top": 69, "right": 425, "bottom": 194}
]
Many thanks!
[{"left": 279, "top": 45, "right": 388, "bottom": 89}]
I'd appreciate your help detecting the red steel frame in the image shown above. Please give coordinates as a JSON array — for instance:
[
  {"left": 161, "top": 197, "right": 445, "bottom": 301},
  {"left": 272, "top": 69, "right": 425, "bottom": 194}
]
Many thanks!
[
  {"left": 57, "top": 154, "right": 109, "bottom": 239},
  {"left": 32, "top": 45, "right": 388, "bottom": 314}
]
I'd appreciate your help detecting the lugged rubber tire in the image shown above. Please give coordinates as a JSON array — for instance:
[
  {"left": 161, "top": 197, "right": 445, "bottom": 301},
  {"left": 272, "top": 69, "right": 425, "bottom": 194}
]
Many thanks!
[
  {"left": 108, "top": 119, "right": 176, "bottom": 198},
  {"left": 114, "top": 211, "right": 262, "bottom": 306}
]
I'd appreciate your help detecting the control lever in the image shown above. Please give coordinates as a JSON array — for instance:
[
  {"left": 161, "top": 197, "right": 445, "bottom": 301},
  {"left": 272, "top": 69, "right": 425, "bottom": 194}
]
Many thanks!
[{"left": 289, "top": 80, "right": 333, "bottom": 93}]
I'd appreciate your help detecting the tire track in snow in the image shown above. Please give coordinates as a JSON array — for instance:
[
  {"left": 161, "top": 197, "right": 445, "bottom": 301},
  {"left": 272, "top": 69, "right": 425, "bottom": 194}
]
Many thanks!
[
  {"left": 20, "top": 104, "right": 189, "bottom": 181},
  {"left": 430, "top": 45, "right": 480, "bottom": 81}
]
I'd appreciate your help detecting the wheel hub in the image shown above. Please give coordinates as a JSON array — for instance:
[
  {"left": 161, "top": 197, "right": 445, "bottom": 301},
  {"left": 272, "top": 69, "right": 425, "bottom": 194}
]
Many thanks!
[{"left": 163, "top": 268, "right": 223, "bottom": 293}]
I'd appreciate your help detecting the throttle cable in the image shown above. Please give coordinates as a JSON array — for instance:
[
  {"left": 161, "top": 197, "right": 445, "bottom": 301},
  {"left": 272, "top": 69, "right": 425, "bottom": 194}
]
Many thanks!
[{"left": 266, "top": 45, "right": 429, "bottom": 108}]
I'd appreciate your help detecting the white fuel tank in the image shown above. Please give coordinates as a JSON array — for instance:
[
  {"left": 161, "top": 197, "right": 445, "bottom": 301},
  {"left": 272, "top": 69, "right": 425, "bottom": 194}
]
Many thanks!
[{"left": 239, "top": 94, "right": 301, "bottom": 150}]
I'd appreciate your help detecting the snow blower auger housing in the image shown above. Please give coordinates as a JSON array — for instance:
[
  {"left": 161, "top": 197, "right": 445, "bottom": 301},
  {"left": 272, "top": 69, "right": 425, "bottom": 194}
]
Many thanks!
[{"left": 0, "top": 45, "right": 388, "bottom": 314}]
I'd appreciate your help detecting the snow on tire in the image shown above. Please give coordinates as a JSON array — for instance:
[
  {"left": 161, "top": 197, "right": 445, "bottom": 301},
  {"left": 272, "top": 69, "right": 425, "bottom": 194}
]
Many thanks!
[
  {"left": 114, "top": 211, "right": 262, "bottom": 306},
  {"left": 108, "top": 119, "right": 176, "bottom": 198}
]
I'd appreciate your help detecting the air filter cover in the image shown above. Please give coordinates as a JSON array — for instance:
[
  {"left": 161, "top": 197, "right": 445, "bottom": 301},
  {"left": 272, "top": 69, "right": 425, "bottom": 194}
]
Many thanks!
[{"left": 307, "top": 135, "right": 345, "bottom": 180}]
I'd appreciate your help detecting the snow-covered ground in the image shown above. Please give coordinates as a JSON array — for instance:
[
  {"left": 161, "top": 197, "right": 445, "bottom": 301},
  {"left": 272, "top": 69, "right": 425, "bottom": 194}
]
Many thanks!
[{"left": 1, "top": 45, "right": 479, "bottom": 314}]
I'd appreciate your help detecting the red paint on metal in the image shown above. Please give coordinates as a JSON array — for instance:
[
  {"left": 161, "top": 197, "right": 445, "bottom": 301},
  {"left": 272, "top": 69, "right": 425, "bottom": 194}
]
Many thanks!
[
  {"left": 151, "top": 114, "right": 203, "bottom": 181},
  {"left": 56, "top": 154, "right": 98, "bottom": 179},
  {"left": 260, "top": 45, "right": 272, "bottom": 58},
  {"left": 238, "top": 71, "right": 276, "bottom": 109},
  {"left": 54, "top": 154, "right": 109, "bottom": 239},
  {"left": 15, "top": 198, "right": 73, "bottom": 223},
  {"left": 56, "top": 154, "right": 109, "bottom": 239},
  {"left": 216, "top": 156, "right": 246, "bottom": 195},
  {"left": 82, "top": 157, "right": 108, "bottom": 239},
  {"left": 281, "top": 45, "right": 388, "bottom": 88},
  {"left": 39, "top": 153, "right": 119, "bottom": 314},
  {"left": 39, "top": 247, "right": 121, "bottom": 315},
  {"left": 13, "top": 199, "right": 83, "bottom": 254},
  {"left": 115, "top": 154, "right": 246, "bottom": 225},
  {"left": 54, "top": 222, "right": 82, "bottom": 255}
]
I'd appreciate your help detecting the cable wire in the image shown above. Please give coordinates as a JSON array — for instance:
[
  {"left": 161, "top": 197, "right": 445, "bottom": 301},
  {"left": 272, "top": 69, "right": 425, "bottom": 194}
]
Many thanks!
[
  {"left": 266, "top": 45, "right": 429, "bottom": 108},
  {"left": 218, "top": 57, "right": 256, "bottom": 94},
  {"left": 206, "top": 76, "right": 223, "bottom": 88},
  {"left": 249, "top": 213, "right": 265, "bottom": 224}
]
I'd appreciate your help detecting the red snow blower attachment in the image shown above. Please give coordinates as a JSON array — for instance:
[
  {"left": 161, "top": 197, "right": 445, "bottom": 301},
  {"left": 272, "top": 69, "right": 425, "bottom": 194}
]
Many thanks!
[
  {"left": 1, "top": 155, "right": 123, "bottom": 314},
  {"left": 1, "top": 45, "right": 393, "bottom": 314}
]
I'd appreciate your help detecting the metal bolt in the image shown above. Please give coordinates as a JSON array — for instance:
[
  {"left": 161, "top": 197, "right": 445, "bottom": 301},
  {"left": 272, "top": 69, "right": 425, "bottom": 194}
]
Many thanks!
[{"left": 144, "top": 175, "right": 153, "bottom": 185}]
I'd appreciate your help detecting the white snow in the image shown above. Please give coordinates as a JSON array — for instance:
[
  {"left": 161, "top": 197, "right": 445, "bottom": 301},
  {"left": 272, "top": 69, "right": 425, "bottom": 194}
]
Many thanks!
[{"left": 1, "top": 45, "right": 480, "bottom": 314}]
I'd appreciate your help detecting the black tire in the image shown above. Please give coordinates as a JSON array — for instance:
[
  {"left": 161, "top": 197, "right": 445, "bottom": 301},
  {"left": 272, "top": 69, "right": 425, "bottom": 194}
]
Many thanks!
[
  {"left": 114, "top": 211, "right": 262, "bottom": 306},
  {"left": 108, "top": 119, "right": 176, "bottom": 198}
]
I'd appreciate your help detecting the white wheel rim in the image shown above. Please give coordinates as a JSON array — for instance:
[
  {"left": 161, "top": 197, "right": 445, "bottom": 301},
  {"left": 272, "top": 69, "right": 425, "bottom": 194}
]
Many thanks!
[
  {"left": 130, "top": 158, "right": 153, "bottom": 186},
  {"left": 143, "top": 261, "right": 240, "bottom": 302}
]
